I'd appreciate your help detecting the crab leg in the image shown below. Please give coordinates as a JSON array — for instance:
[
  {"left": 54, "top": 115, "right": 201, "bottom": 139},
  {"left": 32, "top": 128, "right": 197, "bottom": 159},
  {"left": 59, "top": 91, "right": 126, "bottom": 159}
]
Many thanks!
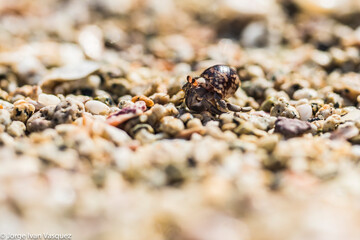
[
  {"left": 202, "top": 99, "right": 224, "bottom": 115},
  {"left": 213, "top": 92, "right": 229, "bottom": 112}
]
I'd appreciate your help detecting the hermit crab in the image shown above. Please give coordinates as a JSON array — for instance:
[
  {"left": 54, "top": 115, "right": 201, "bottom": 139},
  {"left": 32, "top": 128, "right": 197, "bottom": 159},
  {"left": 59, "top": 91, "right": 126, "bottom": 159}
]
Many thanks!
[{"left": 182, "top": 64, "right": 249, "bottom": 115}]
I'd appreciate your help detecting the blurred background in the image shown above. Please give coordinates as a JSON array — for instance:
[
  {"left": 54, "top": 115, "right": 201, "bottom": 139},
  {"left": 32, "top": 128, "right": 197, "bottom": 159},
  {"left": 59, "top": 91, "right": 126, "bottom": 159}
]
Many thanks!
[
  {"left": 1, "top": 0, "right": 360, "bottom": 96},
  {"left": 1, "top": 0, "right": 360, "bottom": 66}
]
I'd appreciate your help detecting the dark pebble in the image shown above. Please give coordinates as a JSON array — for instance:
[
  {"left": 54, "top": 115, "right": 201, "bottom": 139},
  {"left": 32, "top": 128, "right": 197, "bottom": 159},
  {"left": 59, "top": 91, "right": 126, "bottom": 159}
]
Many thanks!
[{"left": 274, "top": 117, "right": 311, "bottom": 138}]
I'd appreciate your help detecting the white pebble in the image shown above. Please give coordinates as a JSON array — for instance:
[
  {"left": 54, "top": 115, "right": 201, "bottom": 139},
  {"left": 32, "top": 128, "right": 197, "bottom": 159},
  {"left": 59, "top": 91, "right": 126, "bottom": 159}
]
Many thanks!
[
  {"left": 247, "top": 65, "right": 264, "bottom": 78},
  {"left": 187, "top": 118, "right": 202, "bottom": 129},
  {"left": 38, "top": 93, "right": 61, "bottom": 106},
  {"left": 293, "top": 88, "right": 318, "bottom": 100},
  {"left": 296, "top": 104, "right": 313, "bottom": 121},
  {"left": 7, "top": 121, "right": 26, "bottom": 137},
  {"left": 0, "top": 109, "right": 11, "bottom": 126},
  {"left": 85, "top": 100, "right": 110, "bottom": 115}
]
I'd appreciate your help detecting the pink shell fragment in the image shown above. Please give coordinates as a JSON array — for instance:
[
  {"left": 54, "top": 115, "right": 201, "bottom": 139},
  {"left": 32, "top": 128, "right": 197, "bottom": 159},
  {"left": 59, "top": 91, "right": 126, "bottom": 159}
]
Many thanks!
[{"left": 106, "top": 101, "right": 146, "bottom": 126}]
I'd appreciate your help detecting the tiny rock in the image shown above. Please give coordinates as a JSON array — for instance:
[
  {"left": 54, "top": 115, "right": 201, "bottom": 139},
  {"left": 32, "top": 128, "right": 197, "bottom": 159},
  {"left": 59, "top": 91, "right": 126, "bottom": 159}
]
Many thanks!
[
  {"left": 85, "top": 100, "right": 110, "bottom": 115},
  {"left": 38, "top": 93, "right": 61, "bottom": 106},
  {"left": 275, "top": 117, "right": 312, "bottom": 138}
]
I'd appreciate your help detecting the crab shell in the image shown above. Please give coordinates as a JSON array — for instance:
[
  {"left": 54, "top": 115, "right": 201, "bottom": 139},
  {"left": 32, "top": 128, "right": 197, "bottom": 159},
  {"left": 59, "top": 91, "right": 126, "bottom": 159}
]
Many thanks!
[{"left": 199, "top": 64, "right": 240, "bottom": 99}]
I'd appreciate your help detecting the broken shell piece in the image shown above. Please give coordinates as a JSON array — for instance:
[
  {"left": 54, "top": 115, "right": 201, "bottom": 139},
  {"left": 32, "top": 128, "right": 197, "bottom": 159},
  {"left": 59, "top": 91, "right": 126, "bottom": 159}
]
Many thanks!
[
  {"left": 40, "top": 61, "right": 100, "bottom": 94},
  {"left": 131, "top": 95, "right": 154, "bottom": 107},
  {"left": 106, "top": 101, "right": 146, "bottom": 126}
]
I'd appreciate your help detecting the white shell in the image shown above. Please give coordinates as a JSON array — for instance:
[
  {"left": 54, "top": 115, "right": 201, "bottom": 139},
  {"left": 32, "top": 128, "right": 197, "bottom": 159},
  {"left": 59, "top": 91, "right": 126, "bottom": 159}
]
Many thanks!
[
  {"left": 85, "top": 100, "right": 110, "bottom": 115},
  {"left": 40, "top": 61, "right": 100, "bottom": 93},
  {"left": 296, "top": 104, "right": 313, "bottom": 121},
  {"left": 38, "top": 93, "right": 61, "bottom": 106}
]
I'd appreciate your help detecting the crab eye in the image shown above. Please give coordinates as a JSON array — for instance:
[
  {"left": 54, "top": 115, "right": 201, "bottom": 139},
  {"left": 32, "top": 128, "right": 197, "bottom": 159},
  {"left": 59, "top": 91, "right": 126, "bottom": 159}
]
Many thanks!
[
  {"left": 187, "top": 75, "right": 193, "bottom": 83},
  {"left": 187, "top": 76, "right": 198, "bottom": 86}
]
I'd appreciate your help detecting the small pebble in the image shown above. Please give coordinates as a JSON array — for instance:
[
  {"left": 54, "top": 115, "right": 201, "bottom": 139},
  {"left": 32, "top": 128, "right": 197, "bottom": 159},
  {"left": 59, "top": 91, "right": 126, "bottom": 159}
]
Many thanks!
[
  {"left": 7, "top": 121, "right": 26, "bottom": 137},
  {"left": 296, "top": 104, "right": 313, "bottom": 121},
  {"left": 180, "top": 113, "right": 193, "bottom": 123},
  {"left": 219, "top": 113, "right": 234, "bottom": 125},
  {"left": 271, "top": 99, "right": 300, "bottom": 119},
  {"left": 293, "top": 88, "right": 318, "bottom": 100},
  {"left": 222, "top": 122, "right": 237, "bottom": 131},
  {"left": 38, "top": 93, "right": 61, "bottom": 106},
  {"left": 147, "top": 104, "right": 167, "bottom": 126},
  {"left": 0, "top": 109, "right": 11, "bottom": 126},
  {"left": 247, "top": 65, "right": 264, "bottom": 78},
  {"left": 330, "top": 123, "right": 359, "bottom": 140},
  {"left": 274, "top": 117, "right": 312, "bottom": 138},
  {"left": 187, "top": 118, "right": 203, "bottom": 129},
  {"left": 323, "top": 114, "right": 343, "bottom": 132},
  {"left": 132, "top": 95, "right": 154, "bottom": 107},
  {"left": 159, "top": 116, "right": 185, "bottom": 135},
  {"left": 11, "top": 100, "right": 35, "bottom": 122},
  {"left": 316, "top": 105, "right": 334, "bottom": 120},
  {"left": 85, "top": 100, "right": 110, "bottom": 115},
  {"left": 341, "top": 108, "right": 360, "bottom": 122},
  {"left": 151, "top": 93, "right": 170, "bottom": 105}
]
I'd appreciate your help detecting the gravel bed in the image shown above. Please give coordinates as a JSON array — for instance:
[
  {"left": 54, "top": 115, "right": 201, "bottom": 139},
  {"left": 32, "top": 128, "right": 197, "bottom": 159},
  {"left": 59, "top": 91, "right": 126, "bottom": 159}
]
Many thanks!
[{"left": 1, "top": 0, "right": 360, "bottom": 239}]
